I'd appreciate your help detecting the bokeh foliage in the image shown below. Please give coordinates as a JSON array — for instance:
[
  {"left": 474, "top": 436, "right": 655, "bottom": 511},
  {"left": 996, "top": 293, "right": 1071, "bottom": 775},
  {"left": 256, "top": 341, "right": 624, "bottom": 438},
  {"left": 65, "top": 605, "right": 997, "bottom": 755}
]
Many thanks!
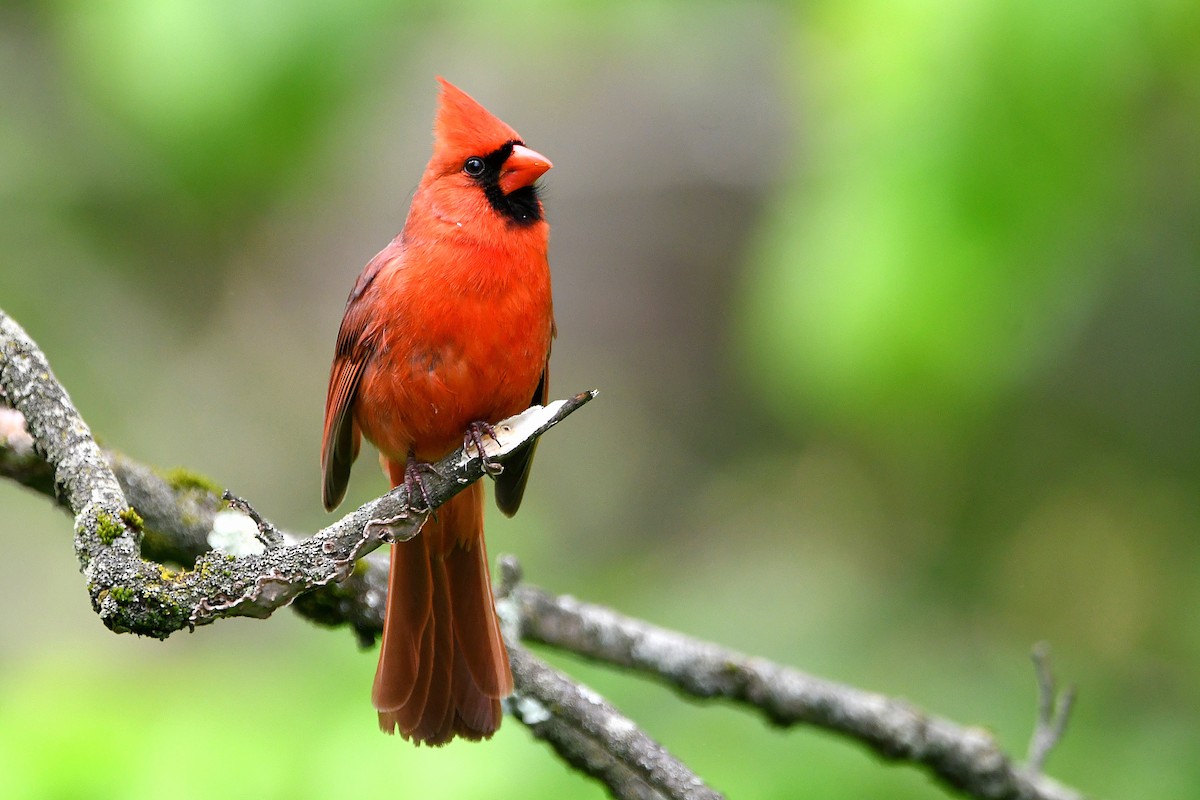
[{"left": 1, "top": 1, "right": 1197, "bottom": 798}]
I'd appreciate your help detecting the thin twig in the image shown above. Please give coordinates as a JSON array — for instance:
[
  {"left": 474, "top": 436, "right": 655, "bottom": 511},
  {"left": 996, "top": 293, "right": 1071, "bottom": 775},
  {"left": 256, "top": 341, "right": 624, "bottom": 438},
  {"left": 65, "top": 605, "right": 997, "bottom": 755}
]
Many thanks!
[
  {"left": 224, "top": 490, "right": 286, "bottom": 550},
  {"left": 496, "top": 558, "right": 721, "bottom": 800},
  {"left": 1026, "top": 643, "right": 1077, "bottom": 775},
  {"left": 507, "top": 580, "right": 1085, "bottom": 800},
  {"left": 508, "top": 645, "right": 722, "bottom": 800}
]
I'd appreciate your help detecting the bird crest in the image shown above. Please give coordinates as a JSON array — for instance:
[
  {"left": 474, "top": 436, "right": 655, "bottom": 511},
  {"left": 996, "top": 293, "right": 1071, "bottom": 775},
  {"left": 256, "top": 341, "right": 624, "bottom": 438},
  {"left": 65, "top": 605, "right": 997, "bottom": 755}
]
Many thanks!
[{"left": 430, "top": 77, "right": 523, "bottom": 170}]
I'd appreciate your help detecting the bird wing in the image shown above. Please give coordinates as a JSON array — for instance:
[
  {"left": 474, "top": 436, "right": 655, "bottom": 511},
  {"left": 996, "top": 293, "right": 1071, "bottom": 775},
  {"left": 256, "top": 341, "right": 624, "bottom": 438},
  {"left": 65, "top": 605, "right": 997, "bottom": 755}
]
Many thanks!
[
  {"left": 494, "top": 363, "right": 548, "bottom": 517},
  {"left": 321, "top": 255, "right": 387, "bottom": 511}
]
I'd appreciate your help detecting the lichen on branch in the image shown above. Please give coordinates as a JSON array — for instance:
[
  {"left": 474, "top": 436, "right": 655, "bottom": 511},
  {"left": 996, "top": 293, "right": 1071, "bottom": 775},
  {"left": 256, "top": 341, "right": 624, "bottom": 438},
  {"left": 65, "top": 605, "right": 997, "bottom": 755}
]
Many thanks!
[
  {"left": 0, "top": 307, "right": 594, "bottom": 639},
  {"left": 1, "top": 306, "right": 1086, "bottom": 800}
]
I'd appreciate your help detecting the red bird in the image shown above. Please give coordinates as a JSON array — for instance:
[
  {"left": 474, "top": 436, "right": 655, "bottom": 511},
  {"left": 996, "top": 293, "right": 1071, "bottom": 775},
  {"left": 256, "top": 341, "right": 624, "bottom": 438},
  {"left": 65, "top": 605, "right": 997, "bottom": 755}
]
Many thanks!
[{"left": 321, "top": 78, "right": 554, "bottom": 745}]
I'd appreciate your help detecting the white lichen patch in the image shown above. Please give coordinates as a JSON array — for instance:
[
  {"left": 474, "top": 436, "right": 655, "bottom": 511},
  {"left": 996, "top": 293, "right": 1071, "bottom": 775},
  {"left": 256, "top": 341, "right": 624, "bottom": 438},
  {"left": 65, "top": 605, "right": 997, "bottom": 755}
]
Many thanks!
[
  {"left": 207, "top": 510, "right": 266, "bottom": 556},
  {"left": 511, "top": 694, "right": 552, "bottom": 725},
  {"left": 605, "top": 715, "right": 637, "bottom": 738}
]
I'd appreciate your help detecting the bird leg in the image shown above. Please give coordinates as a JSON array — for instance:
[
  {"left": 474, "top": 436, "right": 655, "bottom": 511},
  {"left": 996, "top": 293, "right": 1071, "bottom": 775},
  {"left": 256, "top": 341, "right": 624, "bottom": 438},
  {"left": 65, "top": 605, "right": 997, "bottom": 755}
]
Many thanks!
[
  {"left": 464, "top": 420, "right": 504, "bottom": 476},
  {"left": 401, "top": 452, "right": 443, "bottom": 511},
  {"left": 366, "top": 453, "right": 442, "bottom": 542}
]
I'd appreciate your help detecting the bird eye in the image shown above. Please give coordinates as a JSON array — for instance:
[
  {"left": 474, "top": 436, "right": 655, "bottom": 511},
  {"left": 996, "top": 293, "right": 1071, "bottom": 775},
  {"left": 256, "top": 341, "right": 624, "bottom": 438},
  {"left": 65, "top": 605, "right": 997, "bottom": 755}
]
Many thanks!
[{"left": 463, "top": 157, "right": 485, "bottom": 177}]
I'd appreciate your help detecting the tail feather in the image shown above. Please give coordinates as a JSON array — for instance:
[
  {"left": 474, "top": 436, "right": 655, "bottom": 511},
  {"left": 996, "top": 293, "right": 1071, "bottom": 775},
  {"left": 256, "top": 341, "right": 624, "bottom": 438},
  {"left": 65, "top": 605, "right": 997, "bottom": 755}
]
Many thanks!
[
  {"left": 372, "top": 479, "right": 511, "bottom": 745},
  {"left": 451, "top": 643, "right": 501, "bottom": 733},
  {"left": 445, "top": 529, "right": 513, "bottom": 698},
  {"left": 371, "top": 527, "right": 431, "bottom": 714}
]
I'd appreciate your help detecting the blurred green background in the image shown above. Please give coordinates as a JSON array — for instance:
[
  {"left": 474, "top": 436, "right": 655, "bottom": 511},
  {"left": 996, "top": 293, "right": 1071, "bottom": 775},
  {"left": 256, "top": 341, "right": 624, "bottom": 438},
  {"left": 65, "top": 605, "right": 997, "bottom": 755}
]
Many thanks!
[{"left": 2, "top": 1, "right": 1197, "bottom": 797}]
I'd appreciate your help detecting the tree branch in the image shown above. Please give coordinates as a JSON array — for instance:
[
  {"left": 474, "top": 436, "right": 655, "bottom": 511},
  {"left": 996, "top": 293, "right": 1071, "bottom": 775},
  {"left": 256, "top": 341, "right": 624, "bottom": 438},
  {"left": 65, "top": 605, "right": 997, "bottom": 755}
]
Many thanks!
[
  {"left": 504, "top": 579, "right": 1083, "bottom": 800},
  {"left": 0, "top": 307, "right": 594, "bottom": 638},
  {"left": 1, "top": 306, "right": 713, "bottom": 800},
  {"left": 507, "top": 643, "right": 721, "bottom": 800},
  {"left": 1, "top": 306, "right": 1088, "bottom": 800},
  {"left": 496, "top": 559, "right": 724, "bottom": 800}
]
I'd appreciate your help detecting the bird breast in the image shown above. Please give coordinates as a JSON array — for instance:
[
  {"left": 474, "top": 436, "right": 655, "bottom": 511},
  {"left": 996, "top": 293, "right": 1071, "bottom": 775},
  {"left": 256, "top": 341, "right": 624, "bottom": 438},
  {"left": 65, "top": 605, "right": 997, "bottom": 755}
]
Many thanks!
[{"left": 354, "top": 240, "right": 552, "bottom": 462}]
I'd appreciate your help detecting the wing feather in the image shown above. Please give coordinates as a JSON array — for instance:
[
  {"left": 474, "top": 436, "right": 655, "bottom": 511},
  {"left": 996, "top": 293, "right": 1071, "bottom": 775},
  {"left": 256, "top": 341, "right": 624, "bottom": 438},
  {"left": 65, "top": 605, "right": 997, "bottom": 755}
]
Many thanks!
[
  {"left": 320, "top": 254, "right": 390, "bottom": 510},
  {"left": 494, "top": 364, "right": 548, "bottom": 517}
]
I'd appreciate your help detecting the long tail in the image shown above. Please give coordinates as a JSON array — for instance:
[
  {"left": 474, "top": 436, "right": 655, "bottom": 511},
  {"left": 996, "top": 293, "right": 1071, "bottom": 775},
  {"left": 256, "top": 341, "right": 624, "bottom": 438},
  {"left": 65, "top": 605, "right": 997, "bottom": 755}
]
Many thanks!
[{"left": 371, "top": 478, "right": 512, "bottom": 745}]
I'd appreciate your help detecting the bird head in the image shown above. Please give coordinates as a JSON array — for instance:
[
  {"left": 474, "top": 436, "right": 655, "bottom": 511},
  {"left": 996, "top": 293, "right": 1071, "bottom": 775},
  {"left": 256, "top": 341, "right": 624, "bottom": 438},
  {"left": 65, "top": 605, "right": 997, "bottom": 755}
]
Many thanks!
[{"left": 424, "top": 78, "right": 552, "bottom": 226}]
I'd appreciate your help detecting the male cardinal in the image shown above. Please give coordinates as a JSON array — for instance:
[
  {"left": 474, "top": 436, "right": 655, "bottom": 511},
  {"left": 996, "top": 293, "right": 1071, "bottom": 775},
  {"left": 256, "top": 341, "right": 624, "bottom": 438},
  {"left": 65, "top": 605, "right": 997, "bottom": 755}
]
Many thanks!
[{"left": 321, "top": 78, "right": 554, "bottom": 745}]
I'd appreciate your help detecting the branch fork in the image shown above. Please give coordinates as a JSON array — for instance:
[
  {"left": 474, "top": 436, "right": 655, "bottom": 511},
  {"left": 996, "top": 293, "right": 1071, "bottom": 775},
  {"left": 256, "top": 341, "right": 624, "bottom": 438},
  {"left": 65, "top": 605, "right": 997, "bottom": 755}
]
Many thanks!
[
  {"left": 0, "top": 307, "right": 594, "bottom": 637},
  {"left": 1, "top": 305, "right": 1089, "bottom": 800}
]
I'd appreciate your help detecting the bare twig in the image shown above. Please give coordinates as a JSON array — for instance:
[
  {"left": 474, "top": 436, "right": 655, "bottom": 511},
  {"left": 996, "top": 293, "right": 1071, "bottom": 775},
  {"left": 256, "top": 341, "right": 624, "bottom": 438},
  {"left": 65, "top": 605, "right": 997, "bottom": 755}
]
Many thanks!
[
  {"left": 1026, "top": 643, "right": 1077, "bottom": 775},
  {"left": 506, "top": 580, "right": 1085, "bottom": 800},
  {"left": 507, "top": 644, "right": 723, "bottom": 800},
  {"left": 224, "top": 490, "right": 286, "bottom": 550},
  {"left": 496, "top": 557, "right": 722, "bottom": 800}
]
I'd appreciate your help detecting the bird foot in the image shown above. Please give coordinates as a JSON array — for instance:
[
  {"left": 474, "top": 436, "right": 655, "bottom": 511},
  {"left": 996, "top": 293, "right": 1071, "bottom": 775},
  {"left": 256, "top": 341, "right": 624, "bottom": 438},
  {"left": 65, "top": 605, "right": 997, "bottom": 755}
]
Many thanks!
[
  {"left": 402, "top": 453, "right": 443, "bottom": 513},
  {"left": 464, "top": 421, "right": 504, "bottom": 476}
]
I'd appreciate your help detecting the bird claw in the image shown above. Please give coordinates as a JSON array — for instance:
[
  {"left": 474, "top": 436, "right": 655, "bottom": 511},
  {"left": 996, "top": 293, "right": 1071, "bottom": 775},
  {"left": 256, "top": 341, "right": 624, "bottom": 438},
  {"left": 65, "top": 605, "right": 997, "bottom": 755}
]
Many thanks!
[
  {"left": 464, "top": 420, "right": 505, "bottom": 476},
  {"left": 403, "top": 454, "right": 443, "bottom": 513},
  {"left": 369, "top": 453, "right": 439, "bottom": 539}
]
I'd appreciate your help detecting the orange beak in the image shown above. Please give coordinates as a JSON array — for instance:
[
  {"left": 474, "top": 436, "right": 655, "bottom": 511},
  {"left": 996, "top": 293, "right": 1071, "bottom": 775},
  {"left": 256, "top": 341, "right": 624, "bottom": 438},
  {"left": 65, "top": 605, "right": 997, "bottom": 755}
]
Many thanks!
[{"left": 499, "top": 144, "right": 552, "bottom": 194}]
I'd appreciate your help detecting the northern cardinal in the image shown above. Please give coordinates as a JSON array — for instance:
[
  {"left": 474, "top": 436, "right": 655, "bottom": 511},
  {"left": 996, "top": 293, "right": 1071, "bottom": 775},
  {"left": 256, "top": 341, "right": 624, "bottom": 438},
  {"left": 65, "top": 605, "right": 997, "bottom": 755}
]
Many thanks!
[{"left": 321, "top": 78, "right": 554, "bottom": 745}]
